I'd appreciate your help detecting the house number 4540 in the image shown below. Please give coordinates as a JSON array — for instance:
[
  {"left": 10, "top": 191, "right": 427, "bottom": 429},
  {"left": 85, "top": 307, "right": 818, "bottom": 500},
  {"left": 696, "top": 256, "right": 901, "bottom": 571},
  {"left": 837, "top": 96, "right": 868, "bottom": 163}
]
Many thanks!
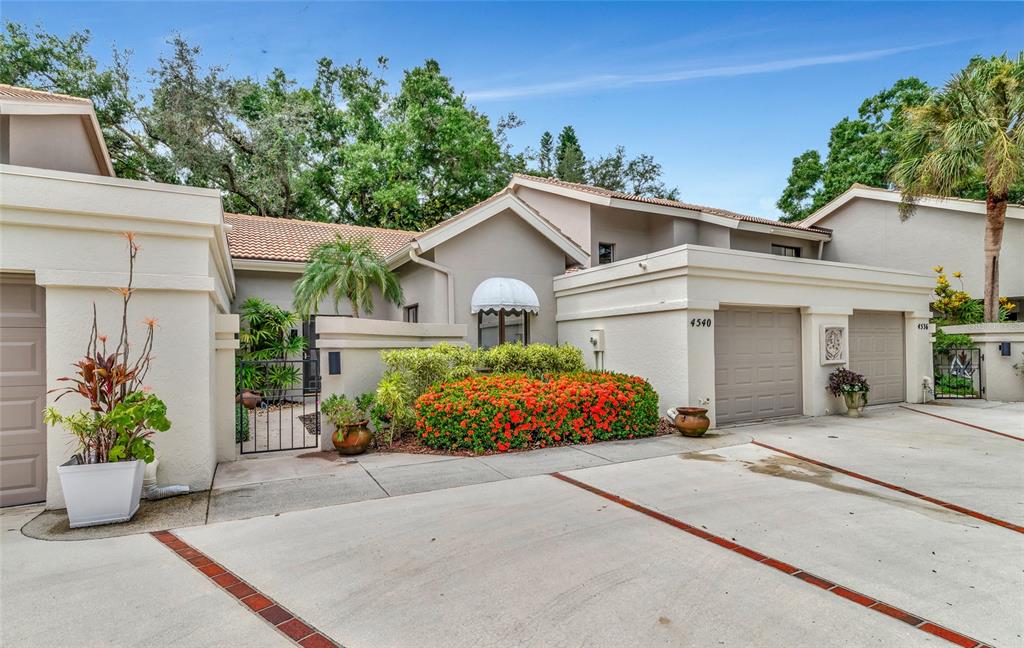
[{"left": 690, "top": 318, "right": 712, "bottom": 328}]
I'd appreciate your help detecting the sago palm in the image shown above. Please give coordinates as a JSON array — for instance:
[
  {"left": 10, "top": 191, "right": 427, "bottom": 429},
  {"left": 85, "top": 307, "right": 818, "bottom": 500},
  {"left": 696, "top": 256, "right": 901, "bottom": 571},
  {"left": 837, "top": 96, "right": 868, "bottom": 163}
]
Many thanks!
[
  {"left": 293, "top": 235, "right": 403, "bottom": 318},
  {"left": 890, "top": 53, "right": 1023, "bottom": 322}
]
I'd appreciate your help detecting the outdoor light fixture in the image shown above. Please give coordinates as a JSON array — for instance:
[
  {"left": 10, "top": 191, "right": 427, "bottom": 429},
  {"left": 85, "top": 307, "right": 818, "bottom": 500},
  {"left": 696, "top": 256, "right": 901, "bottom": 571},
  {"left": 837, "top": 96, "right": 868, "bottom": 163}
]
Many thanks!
[
  {"left": 328, "top": 351, "right": 341, "bottom": 374},
  {"left": 1000, "top": 342, "right": 1011, "bottom": 356}
]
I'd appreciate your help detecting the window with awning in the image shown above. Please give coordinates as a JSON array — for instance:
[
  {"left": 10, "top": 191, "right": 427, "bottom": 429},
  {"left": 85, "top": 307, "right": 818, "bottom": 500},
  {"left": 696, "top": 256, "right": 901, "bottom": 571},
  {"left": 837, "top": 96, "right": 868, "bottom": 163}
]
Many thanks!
[{"left": 470, "top": 277, "right": 539, "bottom": 347}]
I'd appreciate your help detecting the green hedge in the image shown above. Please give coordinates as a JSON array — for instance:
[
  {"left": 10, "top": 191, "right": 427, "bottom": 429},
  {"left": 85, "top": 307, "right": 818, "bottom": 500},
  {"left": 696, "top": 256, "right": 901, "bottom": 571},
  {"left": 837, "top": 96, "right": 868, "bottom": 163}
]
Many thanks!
[{"left": 414, "top": 372, "right": 659, "bottom": 453}]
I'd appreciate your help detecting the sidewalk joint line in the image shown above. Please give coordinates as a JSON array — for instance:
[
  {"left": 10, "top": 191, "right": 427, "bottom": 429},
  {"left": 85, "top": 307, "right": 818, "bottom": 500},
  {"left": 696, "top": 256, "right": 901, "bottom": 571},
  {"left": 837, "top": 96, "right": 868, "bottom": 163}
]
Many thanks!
[
  {"left": 358, "top": 463, "right": 391, "bottom": 497},
  {"left": 550, "top": 472, "right": 990, "bottom": 648},
  {"left": 751, "top": 440, "right": 1023, "bottom": 534},
  {"left": 150, "top": 531, "right": 344, "bottom": 648},
  {"left": 898, "top": 405, "right": 1024, "bottom": 442}
]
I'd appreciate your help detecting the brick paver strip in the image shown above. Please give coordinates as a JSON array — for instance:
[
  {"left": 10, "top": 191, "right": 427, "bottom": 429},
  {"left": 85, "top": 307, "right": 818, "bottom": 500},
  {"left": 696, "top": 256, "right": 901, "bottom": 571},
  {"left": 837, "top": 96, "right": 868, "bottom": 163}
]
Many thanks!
[
  {"left": 151, "top": 531, "right": 340, "bottom": 647},
  {"left": 751, "top": 440, "right": 1024, "bottom": 534},
  {"left": 899, "top": 405, "right": 1024, "bottom": 442},
  {"left": 551, "top": 472, "right": 990, "bottom": 648}
]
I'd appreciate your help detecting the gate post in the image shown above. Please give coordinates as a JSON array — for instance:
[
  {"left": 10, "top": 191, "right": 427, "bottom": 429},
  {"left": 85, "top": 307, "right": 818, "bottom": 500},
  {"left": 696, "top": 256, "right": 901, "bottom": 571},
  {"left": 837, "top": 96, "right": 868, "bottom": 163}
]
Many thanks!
[
  {"left": 215, "top": 314, "right": 240, "bottom": 462},
  {"left": 904, "top": 311, "right": 933, "bottom": 404}
]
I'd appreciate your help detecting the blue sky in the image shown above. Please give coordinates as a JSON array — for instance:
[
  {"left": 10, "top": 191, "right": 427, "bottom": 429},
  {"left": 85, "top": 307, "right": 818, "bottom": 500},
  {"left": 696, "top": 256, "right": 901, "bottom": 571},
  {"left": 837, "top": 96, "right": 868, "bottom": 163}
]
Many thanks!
[{"left": 4, "top": 2, "right": 1021, "bottom": 219}]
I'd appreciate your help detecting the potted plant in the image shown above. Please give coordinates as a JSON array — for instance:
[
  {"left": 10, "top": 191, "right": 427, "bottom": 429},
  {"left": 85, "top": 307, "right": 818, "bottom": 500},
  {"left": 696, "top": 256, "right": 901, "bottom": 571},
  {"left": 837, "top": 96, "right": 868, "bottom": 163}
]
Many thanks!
[
  {"left": 827, "top": 367, "right": 870, "bottom": 418},
  {"left": 43, "top": 233, "right": 172, "bottom": 527},
  {"left": 668, "top": 406, "right": 711, "bottom": 437},
  {"left": 322, "top": 393, "right": 372, "bottom": 455}
]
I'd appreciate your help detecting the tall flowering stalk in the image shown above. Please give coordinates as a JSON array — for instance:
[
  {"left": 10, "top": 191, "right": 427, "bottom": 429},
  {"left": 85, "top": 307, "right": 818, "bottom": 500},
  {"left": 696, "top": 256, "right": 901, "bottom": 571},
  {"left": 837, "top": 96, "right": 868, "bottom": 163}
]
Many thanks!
[{"left": 45, "top": 233, "right": 170, "bottom": 464}]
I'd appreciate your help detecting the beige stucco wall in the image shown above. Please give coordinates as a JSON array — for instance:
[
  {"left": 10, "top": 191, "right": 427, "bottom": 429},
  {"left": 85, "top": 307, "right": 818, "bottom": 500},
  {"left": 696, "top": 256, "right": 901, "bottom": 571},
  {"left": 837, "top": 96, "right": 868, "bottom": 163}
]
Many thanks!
[
  {"left": 555, "top": 245, "right": 934, "bottom": 426},
  {"left": 730, "top": 229, "right": 817, "bottom": 258},
  {"left": 0, "top": 165, "right": 235, "bottom": 507},
  {"left": 233, "top": 267, "right": 397, "bottom": 321},
  {"left": 430, "top": 208, "right": 568, "bottom": 347},
  {"left": 819, "top": 198, "right": 1024, "bottom": 298},
  {"left": 3, "top": 115, "right": 103, "bottom": 176},
  {"left": 514, "top": 185, "right": 591, "bottom": 252}
]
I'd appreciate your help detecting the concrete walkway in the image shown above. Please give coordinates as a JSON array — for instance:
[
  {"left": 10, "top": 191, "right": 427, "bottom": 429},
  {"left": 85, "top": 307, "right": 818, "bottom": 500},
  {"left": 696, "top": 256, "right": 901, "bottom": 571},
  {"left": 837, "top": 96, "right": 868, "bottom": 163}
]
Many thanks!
[
  {"left": 206, "top": 431, "right": 746, "bottom": 523},
  {"left": 4, "top": 403, "right": 1021, "bottom": 647}
]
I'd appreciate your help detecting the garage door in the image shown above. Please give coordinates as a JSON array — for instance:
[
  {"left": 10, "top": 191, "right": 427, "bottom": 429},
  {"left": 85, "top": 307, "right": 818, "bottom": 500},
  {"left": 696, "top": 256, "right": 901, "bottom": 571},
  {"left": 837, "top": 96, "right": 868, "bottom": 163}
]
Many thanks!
[
  {"left": 850, "top": 310, "right": 905, "bottom": 405},
  {"left": 0, "top": 274, "right": 47, "bottom": 506},
  {"left": 715, "top": 307, "right": 802, "bottom": 424}
]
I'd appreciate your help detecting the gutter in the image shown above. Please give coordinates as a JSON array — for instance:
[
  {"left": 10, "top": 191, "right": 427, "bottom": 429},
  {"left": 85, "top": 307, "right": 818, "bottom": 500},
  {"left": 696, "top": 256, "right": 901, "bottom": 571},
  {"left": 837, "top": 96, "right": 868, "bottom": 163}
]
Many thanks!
[{"left": 409, "top": 244, "right": 455, "bottom": 325}]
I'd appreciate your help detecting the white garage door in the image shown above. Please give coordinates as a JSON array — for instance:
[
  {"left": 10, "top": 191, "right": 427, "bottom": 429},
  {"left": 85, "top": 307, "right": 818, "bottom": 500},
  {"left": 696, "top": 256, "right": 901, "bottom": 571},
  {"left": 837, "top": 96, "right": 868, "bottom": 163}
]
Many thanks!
[
  {"left": 715, "top": 307, "right": 802, "bottom": 424},
  {"left": 850, "top": 310, "right": 905, "bottom": 405},
  {"left": 0, "top": 274, "right": 47, "bottom": 506}
]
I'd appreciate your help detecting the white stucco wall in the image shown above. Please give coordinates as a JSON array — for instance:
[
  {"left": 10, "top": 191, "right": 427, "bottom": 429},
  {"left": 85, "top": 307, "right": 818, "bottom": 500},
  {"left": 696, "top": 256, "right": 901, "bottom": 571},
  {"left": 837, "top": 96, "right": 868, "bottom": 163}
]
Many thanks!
[
  {"left": 0, "top": 165, "right": 235, "bottom": 507},
  {"left": 513, "top": 185, "right": 591, "bottom": 253},
  {"left": 818, "top": 198, "right": 1024, "bottom": 298},
  {"left": 942, "top": 323, "right": 1024, "bottom": 402},
  {"left": 555, "top": 244, "right": 934, "bottom": 426}
]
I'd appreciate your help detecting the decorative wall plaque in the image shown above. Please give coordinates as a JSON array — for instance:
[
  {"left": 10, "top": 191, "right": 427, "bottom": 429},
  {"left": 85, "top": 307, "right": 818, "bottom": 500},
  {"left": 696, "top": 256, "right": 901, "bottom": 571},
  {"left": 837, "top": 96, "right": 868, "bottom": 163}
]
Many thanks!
[{"left": 821, "top": 325, "right": 847, "bottom": 365}]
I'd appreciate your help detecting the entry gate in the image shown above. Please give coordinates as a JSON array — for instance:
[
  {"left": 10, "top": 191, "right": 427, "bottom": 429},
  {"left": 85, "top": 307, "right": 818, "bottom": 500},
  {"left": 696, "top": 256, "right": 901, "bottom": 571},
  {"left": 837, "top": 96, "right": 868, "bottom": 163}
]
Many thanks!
[
  {"left": 236, "top": 357, "right": 321, "bottom": 454},
  {"left": 932, "top": 347, "right": 984, "bottom": 399}
]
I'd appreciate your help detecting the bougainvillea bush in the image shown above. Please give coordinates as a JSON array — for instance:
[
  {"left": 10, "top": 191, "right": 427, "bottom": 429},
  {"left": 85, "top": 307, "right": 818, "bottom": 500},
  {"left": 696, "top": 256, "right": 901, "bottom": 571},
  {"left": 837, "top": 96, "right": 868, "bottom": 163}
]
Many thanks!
[{"left": 415, "top": 372, "right": 659, "bottom": 453}]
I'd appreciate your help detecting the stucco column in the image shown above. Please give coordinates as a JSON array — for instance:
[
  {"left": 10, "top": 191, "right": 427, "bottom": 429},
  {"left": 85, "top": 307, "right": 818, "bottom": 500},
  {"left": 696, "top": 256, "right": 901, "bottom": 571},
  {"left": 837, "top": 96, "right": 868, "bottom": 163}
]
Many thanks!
[
  {"left": 214, "top": 314, "right": 240, "bottom": 462},
  {"left": 904, "top": 312, "right": 933, "bottom": 404},
  {"left": 680, "top": 303, "right": 718, "bottom": 426},
  {"left": 800, "top": 307, "right": 852, "bottom": 416}
]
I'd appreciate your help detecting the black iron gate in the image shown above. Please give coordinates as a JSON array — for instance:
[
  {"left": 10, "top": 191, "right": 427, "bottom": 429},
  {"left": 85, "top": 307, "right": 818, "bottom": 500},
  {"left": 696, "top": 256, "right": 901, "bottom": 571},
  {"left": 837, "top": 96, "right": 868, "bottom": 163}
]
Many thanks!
[
  {"left": 933, "top": 347, "right": 984, "bottom": 399},
  {"left": 236, "top": 357, "right": 321, "bottom": 454}
]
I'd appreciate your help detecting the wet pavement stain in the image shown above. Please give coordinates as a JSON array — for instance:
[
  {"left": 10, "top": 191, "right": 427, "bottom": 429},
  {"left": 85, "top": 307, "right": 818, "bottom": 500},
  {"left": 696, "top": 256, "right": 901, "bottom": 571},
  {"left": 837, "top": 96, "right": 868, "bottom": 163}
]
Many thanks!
[{"left": 679, "top": 450, "right": 978, "bottom": 528}]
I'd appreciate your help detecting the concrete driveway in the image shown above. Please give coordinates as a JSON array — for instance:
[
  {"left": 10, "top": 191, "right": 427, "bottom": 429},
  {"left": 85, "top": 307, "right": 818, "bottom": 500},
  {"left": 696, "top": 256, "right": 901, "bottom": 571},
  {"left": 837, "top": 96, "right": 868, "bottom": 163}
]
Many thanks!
[{"left": 2, "top": 402, "right": 1021, "bottom": 647}]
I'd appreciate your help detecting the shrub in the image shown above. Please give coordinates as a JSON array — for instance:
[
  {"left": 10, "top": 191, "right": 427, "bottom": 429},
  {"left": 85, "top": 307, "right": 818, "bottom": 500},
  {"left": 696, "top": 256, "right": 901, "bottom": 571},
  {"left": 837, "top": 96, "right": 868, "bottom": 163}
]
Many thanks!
[
  {"left": 478, "top": 343, "right": 585, "bottom": 376},
  {"left": 933, "top": 329, "right": 975, "bottom": 353},
  {"left": 415, "top": 372, "right": 659, "bottom": 453}
]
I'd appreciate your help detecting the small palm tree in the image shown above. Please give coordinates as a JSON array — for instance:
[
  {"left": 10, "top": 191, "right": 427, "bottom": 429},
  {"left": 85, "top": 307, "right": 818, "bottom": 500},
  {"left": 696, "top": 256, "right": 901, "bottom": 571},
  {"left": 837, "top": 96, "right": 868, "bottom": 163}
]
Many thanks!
[
  {"left": 293, "top": 235, "right": 403, "bottom": 318},
  {"left": 891, "top": 53, "right": 1023, "bottom": 322}
]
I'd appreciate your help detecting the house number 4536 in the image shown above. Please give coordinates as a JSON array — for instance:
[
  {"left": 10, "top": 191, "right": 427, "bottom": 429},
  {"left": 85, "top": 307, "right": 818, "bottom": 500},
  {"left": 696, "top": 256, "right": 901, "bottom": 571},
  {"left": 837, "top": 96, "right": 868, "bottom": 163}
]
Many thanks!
[{"left": 690, "top": 318, "right": 712, "bottom": 328}]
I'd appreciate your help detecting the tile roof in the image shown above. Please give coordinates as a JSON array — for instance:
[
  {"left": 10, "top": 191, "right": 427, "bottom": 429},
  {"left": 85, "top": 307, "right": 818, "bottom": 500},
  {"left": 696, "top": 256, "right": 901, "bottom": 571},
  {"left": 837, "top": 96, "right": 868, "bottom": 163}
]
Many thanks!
[
  {"left": 511, "top": 173, "right": 832, "bottom": 234},
  {"left": 0, "top": 84, "right": 93, "bottom": 105},
  {"left": 225, "top": 213, "right": 417, "bottom": 263}
]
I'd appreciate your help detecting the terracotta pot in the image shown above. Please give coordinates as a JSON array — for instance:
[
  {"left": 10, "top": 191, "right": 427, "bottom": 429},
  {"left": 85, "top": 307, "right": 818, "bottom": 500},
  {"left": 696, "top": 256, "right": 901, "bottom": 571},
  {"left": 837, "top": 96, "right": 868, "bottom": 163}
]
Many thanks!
[
  {"left": 842, "top": 391, "right": 867, "bottom": 417},
  {"left": 672, "top": 406, "right": 711, "bottom": 437},
  {"left": 333, "top": 422, "right": 372, "bottom": 455},
  {"left": 236, "top": 390, "right": 261, "bottom": 411}
]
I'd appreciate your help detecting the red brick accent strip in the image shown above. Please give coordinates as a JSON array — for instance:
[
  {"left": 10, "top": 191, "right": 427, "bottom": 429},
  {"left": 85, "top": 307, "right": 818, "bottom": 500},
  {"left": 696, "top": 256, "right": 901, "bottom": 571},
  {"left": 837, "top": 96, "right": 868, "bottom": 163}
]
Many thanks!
[
  {"left": 151, "top": 531, "right": 341, "bottom": 647},
  {"left": 751, "top": 440, "right": 1023, "bottom": 534},
  {"left": 899, "top": 405, "right": 1024, "bottom": 442},
  {"left": 550, "top": 472, "right": 989, "bottom": 648}
]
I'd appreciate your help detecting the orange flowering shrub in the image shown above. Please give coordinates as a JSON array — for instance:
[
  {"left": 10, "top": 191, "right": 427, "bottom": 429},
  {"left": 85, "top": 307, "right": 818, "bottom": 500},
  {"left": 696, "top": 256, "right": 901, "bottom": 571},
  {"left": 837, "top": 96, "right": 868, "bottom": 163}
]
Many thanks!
[{"left": 415, "top": 372, "right": 659, "bottom": 453}]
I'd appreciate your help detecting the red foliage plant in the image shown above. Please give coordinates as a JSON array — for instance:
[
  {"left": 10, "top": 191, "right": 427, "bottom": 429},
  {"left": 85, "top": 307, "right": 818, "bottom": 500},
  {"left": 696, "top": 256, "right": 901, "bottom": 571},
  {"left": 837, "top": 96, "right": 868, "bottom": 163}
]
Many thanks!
[{"left": 415, "top": 372, "right": 660, "bottom": 453}]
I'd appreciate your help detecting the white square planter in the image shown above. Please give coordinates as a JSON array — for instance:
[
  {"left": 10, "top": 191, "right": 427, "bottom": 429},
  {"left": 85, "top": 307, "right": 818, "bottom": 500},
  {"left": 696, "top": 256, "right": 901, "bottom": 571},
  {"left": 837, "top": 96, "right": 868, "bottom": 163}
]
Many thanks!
[{"left": 57, "top": 459, "right": 146, "bottom": 528}]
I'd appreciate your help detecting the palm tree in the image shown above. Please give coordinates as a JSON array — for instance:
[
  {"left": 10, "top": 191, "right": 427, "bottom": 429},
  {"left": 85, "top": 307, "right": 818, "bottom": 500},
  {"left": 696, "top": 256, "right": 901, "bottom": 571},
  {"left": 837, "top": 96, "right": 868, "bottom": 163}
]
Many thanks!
[
  {"left": 890, "top": 53, "right": 1022, "bottom": 322},
  {"left": 293, "top": 235, "right": 403, "bottom": 318}
]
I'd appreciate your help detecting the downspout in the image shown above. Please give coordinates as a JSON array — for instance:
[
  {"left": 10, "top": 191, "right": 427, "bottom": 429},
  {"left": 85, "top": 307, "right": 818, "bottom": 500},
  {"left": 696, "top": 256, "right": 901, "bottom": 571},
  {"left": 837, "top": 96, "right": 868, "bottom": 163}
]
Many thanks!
[
  {"left": 817, "top": 239, "right": 825, "bottom": 260},
  {"left": 408, "top": 244, "right": 455, "bottom": 325}
]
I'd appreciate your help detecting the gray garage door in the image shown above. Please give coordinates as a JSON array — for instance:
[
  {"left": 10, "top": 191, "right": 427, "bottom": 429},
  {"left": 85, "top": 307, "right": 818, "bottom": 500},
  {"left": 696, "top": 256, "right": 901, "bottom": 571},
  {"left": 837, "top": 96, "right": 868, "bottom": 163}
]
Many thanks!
[
  {"left": 715, "top": 307, "right": 802, "bottom": 424},
  {"left": 0, "top": 274, "right": 47, "bottom": 506},
  {"left": 850, "top": 310, "right": 905, "bottom": 405}
]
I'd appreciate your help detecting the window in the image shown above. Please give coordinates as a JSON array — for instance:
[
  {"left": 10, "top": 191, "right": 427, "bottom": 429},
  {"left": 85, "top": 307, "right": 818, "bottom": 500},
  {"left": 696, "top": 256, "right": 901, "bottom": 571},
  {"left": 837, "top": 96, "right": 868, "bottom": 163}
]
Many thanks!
[
  {"left": 771, "top": 244, "right": 801, "bottom": 258},
  {"left": 598, "top": 242, "right": 615, "bottom": 265},
  {"left": 478, "top": 310, "right": 530, "bottom": 347},
  {"left": 403, "top": 304, "right": 419, "bottom": 323}
]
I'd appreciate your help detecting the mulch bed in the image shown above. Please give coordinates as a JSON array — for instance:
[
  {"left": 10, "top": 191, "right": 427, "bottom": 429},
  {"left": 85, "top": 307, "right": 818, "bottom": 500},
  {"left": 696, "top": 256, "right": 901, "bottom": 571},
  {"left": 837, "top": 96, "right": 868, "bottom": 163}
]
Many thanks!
[{"left": 374, "top": 418, "right": 677, "bottom": 457}]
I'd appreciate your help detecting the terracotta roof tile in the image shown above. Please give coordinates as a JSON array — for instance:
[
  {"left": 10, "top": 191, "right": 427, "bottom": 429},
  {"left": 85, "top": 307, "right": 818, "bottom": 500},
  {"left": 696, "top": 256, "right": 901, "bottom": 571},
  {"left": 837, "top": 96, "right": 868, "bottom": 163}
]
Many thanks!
[
  {"left": 511, "top": 173, "right": 832, "bottom": 234},
  {"left": 0, "top": 84, "right": 93, "bottom": 105},
  {"left": 225, "top": 213, "right": 417, "bottom": 263}
]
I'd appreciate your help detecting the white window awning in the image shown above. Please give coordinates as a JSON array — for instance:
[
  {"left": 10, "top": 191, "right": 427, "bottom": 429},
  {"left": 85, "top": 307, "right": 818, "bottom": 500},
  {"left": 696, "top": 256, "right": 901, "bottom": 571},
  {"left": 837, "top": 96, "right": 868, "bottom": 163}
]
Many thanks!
[{"left": 470, "top": 277, "right": 540, "bottom": 314}]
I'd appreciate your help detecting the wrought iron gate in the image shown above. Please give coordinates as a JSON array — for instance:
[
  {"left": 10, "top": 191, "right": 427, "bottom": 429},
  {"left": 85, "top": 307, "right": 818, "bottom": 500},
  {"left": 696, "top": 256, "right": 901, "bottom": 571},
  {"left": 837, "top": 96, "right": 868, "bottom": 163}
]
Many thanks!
[
  {"left": 933, "top": 347, "right": 984, "bottom": 399},
  {"left": 236, "top": 357, "right": 321, "bottom": 454}
]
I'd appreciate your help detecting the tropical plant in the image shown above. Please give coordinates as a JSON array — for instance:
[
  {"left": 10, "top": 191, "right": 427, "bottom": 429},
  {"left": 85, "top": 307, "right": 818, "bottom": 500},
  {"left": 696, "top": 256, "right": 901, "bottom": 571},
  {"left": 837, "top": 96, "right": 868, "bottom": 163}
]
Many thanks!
[
  {"left": 293, "top": 236, "right": 403, "bottom": 318},
  {"left": 236, "top": 297, "right": 306, "bottom": 400},
  {"left": 826, "top": 367, "right": 870, "bottom": 397},
  {"left": 891, "top": 54, "right": 1024, "bottom": 322},
  {"left": 320, "top": 394, "right": 367, "bottom": 429},
  {"left": 930, "top": 266, "right": 1015, "bottom": 325},
  {"left": 44, "top": 232, "right": 170, "bottom": 464}
]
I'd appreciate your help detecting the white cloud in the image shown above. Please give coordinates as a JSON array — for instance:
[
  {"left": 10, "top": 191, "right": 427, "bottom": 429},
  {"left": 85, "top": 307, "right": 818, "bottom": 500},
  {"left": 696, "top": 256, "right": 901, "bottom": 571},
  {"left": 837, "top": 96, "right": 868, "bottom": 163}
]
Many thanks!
[{"left": 466, "top": 42, "right": 952, "bottom": 101}]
